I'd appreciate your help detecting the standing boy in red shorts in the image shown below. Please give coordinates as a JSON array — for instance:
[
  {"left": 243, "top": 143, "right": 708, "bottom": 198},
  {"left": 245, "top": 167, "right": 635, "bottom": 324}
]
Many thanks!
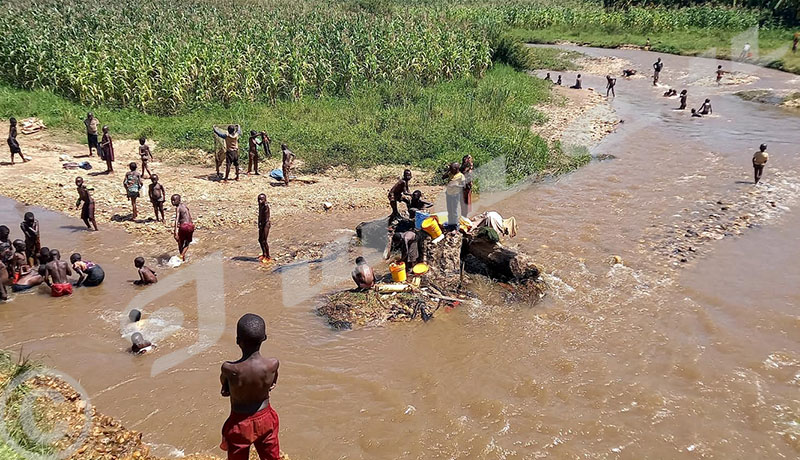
[{"left": 220, "top": 314, "right": 281, "bottom": 460}]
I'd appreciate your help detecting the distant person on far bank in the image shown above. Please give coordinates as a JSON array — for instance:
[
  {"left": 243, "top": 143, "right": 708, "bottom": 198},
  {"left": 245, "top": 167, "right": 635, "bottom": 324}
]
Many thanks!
[
  {"left": 570, "top": 74, "right": 582, "bottom": 89},
  {"left": 556, "top": 75, "right": 562, "bottom": 85},
  {"left": 793, "top": 32, "right": 798, "bottom": 53},
  {"left": 7, "top": 117, "right": 28, "bottom": 164},
  {"left": 123, "top": 162, "right": 143, "bottom": 220},
  {"left": 139, "top": 137, "right": 153, "bottom": 179},
  {"left": 220, "top": 313, "right": 281, "bottom": 460},
  {"left": 739, "top": 42, "right": 751, "bottom": 61},
  {"left": 281, "top": 144, "right": 295, "bottom": 187},
  {"left": 605, "top": 75, "right": 616, "bottom": 97},
  {"left": 172, "top": 194, "right": 194, "bottom": 261},
  {"left": 84, "top": 112, "right": 100, "bottom": 157},
  {"left": 214, "top": 124, "right": 242, "bottom": 181},
  {"left": 652, "top": 58, "right": 663, "bottom": 86},
  {"left": 752, "top": 143, "right": 769, "bottom": 185},
  {"left": 543, "top": 72, "right": 551, "bottom": 82},
  {"left": 257, "top": 193, "right": 271, "bottom": 263},
  {"left": 100, "top": 125, "right": 114, "bottom": 173}
]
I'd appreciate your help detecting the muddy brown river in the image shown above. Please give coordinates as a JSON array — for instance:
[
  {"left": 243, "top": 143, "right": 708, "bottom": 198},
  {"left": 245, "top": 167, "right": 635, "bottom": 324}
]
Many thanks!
[{"left": 1, "top": 47, "right": 799, "bottom": 458}]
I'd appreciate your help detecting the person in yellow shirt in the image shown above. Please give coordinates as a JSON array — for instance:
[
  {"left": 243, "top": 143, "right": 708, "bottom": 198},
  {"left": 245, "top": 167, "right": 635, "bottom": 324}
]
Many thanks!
[
  {"left": 752, "top": 143, "right": 769, "bottom": 185},
  {"left": 444, "top": 162, "right": 465, "bottom": 228}
]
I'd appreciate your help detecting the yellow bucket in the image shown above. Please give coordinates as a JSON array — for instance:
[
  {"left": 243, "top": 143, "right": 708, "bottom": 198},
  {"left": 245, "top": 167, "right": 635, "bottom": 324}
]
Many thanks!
[
  {"left": 421, "top": 217, "right": 442, "bottom": 239},
  {"left": 389, "top": 262, "right": 407, "bottom": 283}
]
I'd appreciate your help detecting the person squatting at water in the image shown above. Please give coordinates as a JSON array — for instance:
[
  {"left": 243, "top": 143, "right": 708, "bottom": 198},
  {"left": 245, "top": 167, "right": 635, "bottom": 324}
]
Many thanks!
[
  {"left": 388, "top": 169, "right": 412, "bottom": 220},
  {"left": 75, "top": 177, "right": 98, "bottom": 231},
  {"left": 220, "top": 313, "right": 281, "bottom": 460},
  {"left": 70, "top": 253, "right": 105, "bottom": 287},
  {"left": 133, "top": 257, "right": 158, "bottom": 285},
  {"left": 406, "top": 190, "right": 433, "bottom": 219},
  {"left": 351, "top": 257, "right": 375, "bottom": 290},
  {"left": 257, "top": 193, "right": 271, "bottom": 262},
  {"left": 45, "top": 249, "right": 73, "bottom": 297},
  {"left": 753, "top": 143, "right": 769, "bottom": 185},
  {"left": 214, "top": 124, "right": 242, "bottom": 181}
]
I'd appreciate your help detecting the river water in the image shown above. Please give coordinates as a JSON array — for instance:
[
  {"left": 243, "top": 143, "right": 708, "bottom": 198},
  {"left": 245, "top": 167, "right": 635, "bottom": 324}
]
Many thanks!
[{"left": 1, "top": 47, "right": 799, "bottom": 459}]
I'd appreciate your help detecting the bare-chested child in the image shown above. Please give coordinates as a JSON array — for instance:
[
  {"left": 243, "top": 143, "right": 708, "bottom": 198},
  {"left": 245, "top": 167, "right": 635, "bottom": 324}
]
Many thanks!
[
  {"left": 257, "top": 194, "right": 271, "bottom": 262},
  {"left": 139, "top": 137, "right": 153, "bottom": 179},
  {"left": 100, "top": 125, "right": 114, "bottom": 173},
  {"left": 123, "top": 162, "right": 143, "bottom": 219},
  {"left": 133, "top": 257, "right": 157, "bottom": 285},
  {"left": 351, "top": 257, "right": 375, "bottom": 290},
  {"left": 280, "top": 144, "right": 295, "bottom": 187},
  {"left": 406, "top": 190, "right": 433, "bottom": 219},
  {"left": 148, "top": 174, "right": 166, "bottom": 223},
  {"left": 605, "top": 75, "right": 616, "bottom": 97},
  {"left": 8, "top": 118, "right": 28, "bottom": 164},
  {"left": 45, "top": 249, "right": 73, "bottom": 297},
  {"left": 172, "top": 194, "right": 194, "bottom": 260},
  {"left": 0, "top": 225, "right": 10, "bottom": 249},
  {"left": 75, "top": 177, "right": 98, "bottom": 231},
  {"left": 698, "top": 98, "right": 712, "bottom": 115},
  {"left": 131, "top": 332, "right": 153, "bottom": 354},
  {"left": 388, "top": 169, "right": 412, "bottom": 220},
  {"left": 716, "top": 65, "right": 725, "bottom": 84},
  {"left": 678, "top": 90, "right": 688, "bottom": 110},
  {"left": 220, "top": 313, "right": 281, "bottom": 460},
  {"left": 248, "top": 131, "right": 268, "bottom": 175},
  {"left": 691, "top": 108, "right": 702, "bottom": 118},
  {"left": 9, "top": 240, "right": 43, "bottom": 293},
  {"left": 653, "top": 58, "right": 663, "bottom": 86},
  {"left": 20, "top": 212, "right": 40, "bottom": 266},
  {"left": 570, "top": 74, "right": 582, "bottom": 89}
]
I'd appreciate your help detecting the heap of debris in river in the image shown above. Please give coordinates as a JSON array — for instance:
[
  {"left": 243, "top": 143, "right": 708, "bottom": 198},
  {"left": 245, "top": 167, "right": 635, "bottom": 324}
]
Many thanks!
[{"left": 317, "top": 215, "right": 546, "bottom": 329}]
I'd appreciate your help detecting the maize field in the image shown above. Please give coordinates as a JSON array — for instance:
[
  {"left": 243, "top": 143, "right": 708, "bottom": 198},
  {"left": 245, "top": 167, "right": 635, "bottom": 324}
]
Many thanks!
[{"left": 0, "top": 0, "right": 778, "bottom": 114}]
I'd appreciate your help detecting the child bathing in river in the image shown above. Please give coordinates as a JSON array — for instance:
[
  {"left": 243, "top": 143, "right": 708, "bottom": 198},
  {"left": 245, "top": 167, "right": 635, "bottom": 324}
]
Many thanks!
[{"left": 133, "top": 257, "right": 157, "bottom": 285}]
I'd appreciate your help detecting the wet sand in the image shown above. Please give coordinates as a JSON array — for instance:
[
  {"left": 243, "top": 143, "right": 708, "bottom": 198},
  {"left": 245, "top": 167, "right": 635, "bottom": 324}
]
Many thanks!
[{"left": 2, "top": 46, "right": 800, "bottom": 459}]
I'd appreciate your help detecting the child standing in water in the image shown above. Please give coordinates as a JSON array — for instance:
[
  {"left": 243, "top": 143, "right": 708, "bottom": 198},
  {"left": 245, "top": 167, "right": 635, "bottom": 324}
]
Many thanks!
[
  {"left": 75, "top": 177, "right": 98, "bottom": 231},
  {"left": 20, "top": 212, "right": 40, "bottom": 266},
  {"left": 752, "top": 143, "right": 769, "bottom": 185}
]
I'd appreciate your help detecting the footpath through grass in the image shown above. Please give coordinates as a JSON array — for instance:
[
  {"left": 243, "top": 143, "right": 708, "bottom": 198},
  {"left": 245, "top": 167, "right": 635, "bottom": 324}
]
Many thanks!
[
  {"left": 1, "top": 64, "right": 588, "bottom": 184},
  {"left": 510, "top": 27, "right": 800, "bottom": 74}
]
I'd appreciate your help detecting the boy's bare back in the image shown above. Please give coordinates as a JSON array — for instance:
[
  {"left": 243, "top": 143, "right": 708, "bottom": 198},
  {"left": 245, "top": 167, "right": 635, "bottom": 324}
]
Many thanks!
[{"left": 221, "top": 353, "right": 279, "bottom": 414}]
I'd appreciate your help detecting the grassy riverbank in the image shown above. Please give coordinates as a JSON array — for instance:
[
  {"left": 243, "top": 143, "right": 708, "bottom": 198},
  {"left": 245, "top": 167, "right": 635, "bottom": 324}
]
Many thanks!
[{"left": 1, "top": 63, "right": 587, "bottom": 183}]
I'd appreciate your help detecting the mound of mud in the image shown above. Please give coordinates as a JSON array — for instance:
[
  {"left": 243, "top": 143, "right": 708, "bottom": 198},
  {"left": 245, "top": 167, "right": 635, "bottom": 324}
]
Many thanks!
[
  {"left": 319, "top": 219, "right": 546, "bottom": 329},
  {"left": 735, "top": 89, "right": 800, "bottom": 108}
]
